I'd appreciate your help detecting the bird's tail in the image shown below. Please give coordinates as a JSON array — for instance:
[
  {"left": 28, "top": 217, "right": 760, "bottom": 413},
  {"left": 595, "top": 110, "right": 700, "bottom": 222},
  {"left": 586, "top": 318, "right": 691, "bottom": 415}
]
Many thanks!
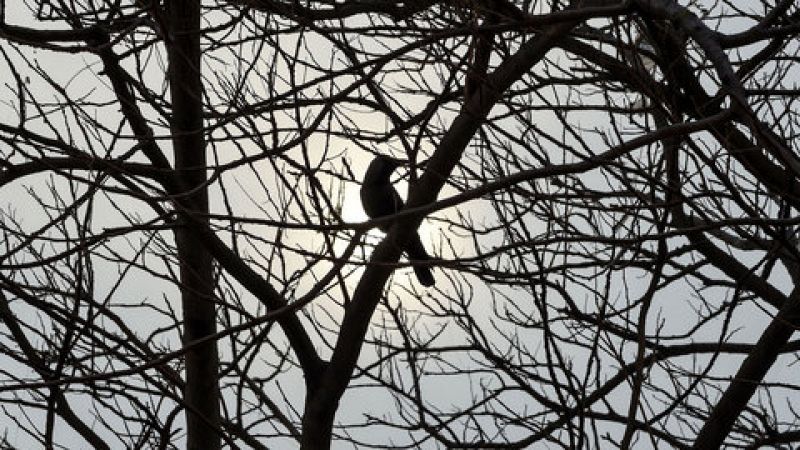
[
  {"left": 413, "top": 265, "right": 435, "bottom": 287},
  {"left": 407, "top": 235, "right": 435, "bottom": 287}
]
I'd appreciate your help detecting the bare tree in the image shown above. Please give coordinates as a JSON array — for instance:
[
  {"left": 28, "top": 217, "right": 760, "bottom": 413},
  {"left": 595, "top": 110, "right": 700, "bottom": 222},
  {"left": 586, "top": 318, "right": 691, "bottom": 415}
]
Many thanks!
[{"left": 0, "top": 0, "right": 799, "bottom": 448}]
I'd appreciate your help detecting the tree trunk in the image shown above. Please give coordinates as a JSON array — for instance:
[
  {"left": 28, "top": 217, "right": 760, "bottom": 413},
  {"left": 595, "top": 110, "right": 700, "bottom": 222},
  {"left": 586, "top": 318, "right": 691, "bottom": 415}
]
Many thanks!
[
  {"left": 692, "top": 289, "right": 800, "bottom": 449},
  {"left": 168, "top": 2, "right": 221, "bottom": 449},
  {"left": 297, "top": 16, "right": 579, "bottom": 448}
]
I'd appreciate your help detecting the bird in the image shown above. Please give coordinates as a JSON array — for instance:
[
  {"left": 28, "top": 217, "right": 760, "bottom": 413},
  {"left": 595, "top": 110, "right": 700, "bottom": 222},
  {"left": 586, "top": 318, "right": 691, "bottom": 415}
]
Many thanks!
[{"left": 360, "top": 155, "right": 435, "bottom": 287}]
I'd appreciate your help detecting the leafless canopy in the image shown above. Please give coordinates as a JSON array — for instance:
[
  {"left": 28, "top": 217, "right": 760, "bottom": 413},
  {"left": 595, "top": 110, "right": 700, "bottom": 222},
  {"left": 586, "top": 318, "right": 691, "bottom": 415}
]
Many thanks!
[{"left": 0, "top": 0, "right": 799, "bottom": 448}]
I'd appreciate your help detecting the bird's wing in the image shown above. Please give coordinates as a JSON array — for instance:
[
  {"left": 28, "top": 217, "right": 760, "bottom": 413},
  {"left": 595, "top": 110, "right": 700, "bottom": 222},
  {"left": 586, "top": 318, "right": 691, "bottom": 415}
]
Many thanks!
[{"left": 391, "top": 187, "right": 404, "bottom": 211}]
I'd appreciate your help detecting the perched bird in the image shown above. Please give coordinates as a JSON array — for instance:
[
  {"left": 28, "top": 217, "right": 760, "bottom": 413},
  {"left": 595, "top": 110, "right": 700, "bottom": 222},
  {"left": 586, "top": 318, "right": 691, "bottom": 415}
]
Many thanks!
[{"left": 360, "top": 155, "right": 435, "bottom": 287}]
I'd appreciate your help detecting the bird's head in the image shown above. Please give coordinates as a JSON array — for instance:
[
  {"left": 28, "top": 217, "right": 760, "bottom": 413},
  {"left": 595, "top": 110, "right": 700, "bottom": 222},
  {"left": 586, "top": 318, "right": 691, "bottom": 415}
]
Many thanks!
[
  {"left": 364, "top": 154, "right": 406, "bottom": 184},
  {"left": 376, "top": 154, "right": 405, "bottom": 169}
]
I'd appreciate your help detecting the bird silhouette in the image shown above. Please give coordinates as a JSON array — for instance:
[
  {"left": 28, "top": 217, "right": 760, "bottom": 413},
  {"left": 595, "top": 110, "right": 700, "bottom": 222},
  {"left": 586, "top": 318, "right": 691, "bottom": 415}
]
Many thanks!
[{"left": 360, "top": 155, "right": 435, "bottom": 287}]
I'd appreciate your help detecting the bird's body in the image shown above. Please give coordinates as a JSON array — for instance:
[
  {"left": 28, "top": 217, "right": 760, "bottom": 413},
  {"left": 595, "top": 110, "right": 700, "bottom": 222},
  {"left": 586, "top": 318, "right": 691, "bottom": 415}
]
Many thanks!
[{"left": 361, "top": 155, "right": 435, "bottom": 287}]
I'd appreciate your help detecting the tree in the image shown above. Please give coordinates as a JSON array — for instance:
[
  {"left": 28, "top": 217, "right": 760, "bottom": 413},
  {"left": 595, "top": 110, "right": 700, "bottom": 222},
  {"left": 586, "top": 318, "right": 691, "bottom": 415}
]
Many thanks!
[{"left": 0, "top": 0, "right": 798, "bottom": 448}]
